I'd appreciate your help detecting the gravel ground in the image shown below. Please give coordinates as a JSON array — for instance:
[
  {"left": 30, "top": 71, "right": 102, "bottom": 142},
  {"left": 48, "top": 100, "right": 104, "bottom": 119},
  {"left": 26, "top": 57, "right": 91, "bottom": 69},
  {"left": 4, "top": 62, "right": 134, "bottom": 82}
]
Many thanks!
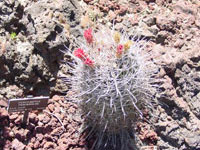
[{"left": 0, "top": 0, "right": 200, "bottom": 150}]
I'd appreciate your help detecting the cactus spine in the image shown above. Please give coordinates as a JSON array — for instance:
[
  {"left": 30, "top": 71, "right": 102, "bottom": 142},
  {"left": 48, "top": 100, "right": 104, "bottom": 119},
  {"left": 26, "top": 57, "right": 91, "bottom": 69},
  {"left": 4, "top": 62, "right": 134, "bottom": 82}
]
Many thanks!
[{"left": 64, "top": 26, "right": 157, "bottom": 150}]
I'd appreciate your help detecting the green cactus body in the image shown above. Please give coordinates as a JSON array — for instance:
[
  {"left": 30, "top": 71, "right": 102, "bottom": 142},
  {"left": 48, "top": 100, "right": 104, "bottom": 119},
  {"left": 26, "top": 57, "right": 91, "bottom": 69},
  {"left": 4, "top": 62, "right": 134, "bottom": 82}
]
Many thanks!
[{"left": 64, "top": 26, "right": 158, "bottom": 150}]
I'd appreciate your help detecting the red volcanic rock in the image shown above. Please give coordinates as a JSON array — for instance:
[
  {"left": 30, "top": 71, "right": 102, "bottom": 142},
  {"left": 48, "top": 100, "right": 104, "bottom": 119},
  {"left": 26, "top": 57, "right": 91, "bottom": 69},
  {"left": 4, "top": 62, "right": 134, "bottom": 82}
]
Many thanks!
[
  {"left": 43, "top": 141, "right": 56, "bottom": 149},
  {"left": 48, "top": 104, "right": 55, "bottom": 112},
  {"left": 33, "top": 140, "right": 40, "bottom": 149},
  {"left": 118, "top": 5, "right": 128, "bottom": 15},
  {"left": 43, "top": 115, "right": 51, "bottom": 124},
  {"left": 0, "top": 108, "right": 8, "bottom": 119},
  {"left": 83, "top": 0, "right": 93, "bottom": 3},
  {"left": 3, "top": 140, "right": 12, "bottom": 150},
  {"left": 156, "top": 15, "right": 177, "bottom": 31},
  {"left": 36, "top": 133, "right": 44, "bottom": 142},
  {"left": 108, "top": 10, "right": 116, "bottom": 21},
  {"left": 52, "top": 95, "right": 63, "bottom": 102},
  {"left": 29, "top": 113, "right": 39, "bottom": 124},
  {"left": 11, "top": 139, "right": 25, "bottom": 150},
  {"left": 38, "top": 113, "right": 51, "bottom": 124},
  {"left": 14, "top": 116, "right": 22, "bottom": 125},
  {"left": 9, "top": 114, "right": 18, "bottom": 120},
  {"left": 0, "top": 99, "right": 8, "bottom": 107},
  {"left": 25, "top": 146, "right": 32, "bottom": 150},
  {"left": 51, "top": 127, "right": 64, "bottom": 136}
]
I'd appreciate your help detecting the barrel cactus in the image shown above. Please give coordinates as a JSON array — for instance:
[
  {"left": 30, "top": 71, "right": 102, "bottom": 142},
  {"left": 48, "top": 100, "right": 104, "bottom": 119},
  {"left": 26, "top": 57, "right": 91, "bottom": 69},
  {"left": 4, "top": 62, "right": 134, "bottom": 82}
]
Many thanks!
[{"left": 63, "top": 26, "right": 158, "bottom": 150}]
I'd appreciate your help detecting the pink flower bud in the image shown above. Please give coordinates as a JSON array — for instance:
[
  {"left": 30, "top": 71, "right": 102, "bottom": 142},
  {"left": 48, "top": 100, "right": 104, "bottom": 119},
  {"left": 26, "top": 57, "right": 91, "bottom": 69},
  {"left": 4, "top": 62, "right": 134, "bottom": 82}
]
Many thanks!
[
  {"left": 116, "top": 44, "right": 123, "bottom": 57},
  {"left": 84, "top": 57, "right": 94, "bottom": 67},
  {"left": 74, "top": 48, "right": 87, "bottom": 60},
  {"left": 84, "top": 28, "right": 93, "bottom": 44}
]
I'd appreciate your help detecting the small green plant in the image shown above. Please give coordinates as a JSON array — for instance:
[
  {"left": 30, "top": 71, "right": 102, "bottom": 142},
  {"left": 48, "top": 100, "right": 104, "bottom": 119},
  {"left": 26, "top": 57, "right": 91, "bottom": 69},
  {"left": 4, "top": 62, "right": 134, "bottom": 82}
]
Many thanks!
[
  {"left": 63, "top": 26, "right": 158, "bottom": 150},
  {"left": 10, "top": 32, "right": 17, "bottom": 39}
]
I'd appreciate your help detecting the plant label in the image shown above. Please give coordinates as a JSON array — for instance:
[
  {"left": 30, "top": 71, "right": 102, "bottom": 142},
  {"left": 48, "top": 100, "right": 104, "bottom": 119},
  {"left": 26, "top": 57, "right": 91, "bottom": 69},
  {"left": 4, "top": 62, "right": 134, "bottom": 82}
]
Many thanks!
[{"left": 7, "top": 96, "right": 49, "bottom": 113}]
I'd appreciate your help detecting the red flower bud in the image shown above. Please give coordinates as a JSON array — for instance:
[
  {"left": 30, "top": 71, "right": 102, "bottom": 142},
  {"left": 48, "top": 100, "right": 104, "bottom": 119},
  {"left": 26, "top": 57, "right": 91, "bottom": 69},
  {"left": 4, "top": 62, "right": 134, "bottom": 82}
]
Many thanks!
[
  {"left": 84, "top": 28, "right": 93, "bottom": 44},
  {"left": 84, "top": 57, "right": 94, "bottom": 67},
  {"left": 117, "top": 44, "right": 123, "bottom": 55},
  {"left": 74, "top": 48, "right": 87, "bottom": 60}
]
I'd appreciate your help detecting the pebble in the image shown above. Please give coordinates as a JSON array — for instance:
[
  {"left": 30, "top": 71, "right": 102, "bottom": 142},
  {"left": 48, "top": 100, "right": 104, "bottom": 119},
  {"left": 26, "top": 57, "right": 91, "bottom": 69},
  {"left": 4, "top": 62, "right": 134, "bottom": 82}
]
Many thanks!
[{"left": 11, "top": 139, "right": 25, "bottom": 150}]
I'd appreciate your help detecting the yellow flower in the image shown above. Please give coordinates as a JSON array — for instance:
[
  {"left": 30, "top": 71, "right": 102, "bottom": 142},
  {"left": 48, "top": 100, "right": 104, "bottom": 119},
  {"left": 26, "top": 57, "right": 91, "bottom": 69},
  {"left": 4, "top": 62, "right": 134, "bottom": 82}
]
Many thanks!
[
  {"left": 100, "top": 40, "right": 104, "bottom": 45},
  {"left": 114, "top": 32, "right": 120, "bottom": 43},
  {"left": 124, "top": 40, "right": 132, "bottom": 51}
]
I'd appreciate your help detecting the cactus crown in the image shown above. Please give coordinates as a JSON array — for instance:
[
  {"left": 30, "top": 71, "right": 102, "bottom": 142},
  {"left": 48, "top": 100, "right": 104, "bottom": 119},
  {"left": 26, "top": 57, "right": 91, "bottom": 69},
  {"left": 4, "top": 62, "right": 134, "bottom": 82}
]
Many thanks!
[{"left": 64, "top": 26, "right": 158, "bottom": 150}]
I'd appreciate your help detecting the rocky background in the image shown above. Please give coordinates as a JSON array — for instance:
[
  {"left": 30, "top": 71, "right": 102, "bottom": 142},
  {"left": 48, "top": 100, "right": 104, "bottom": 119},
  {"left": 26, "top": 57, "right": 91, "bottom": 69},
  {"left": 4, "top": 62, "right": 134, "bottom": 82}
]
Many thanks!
[{"left": 0, "top": 0, "right": 200, "bottom": 150}]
